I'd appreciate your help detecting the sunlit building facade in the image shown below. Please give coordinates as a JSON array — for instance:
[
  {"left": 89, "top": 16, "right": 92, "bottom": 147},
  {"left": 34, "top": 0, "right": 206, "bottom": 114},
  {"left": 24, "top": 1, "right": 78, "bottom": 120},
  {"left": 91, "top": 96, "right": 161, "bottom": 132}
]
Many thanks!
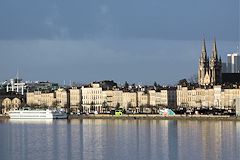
[{"left": 81, "top": 83, "right": 103, "bottom": 113}]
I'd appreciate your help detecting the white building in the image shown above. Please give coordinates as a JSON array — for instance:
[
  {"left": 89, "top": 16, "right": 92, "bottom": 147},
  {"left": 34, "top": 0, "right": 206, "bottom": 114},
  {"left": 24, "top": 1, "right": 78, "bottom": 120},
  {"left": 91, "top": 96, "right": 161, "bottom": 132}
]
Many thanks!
[
  {"left": 227, "top": 53, "right": 240, "bottom": 73},
  {"left": 6, "top": 78, "right": 26, "bottom": 95},
  {"left": 81, "top": 83, "right": 103, "bottom": 113}
]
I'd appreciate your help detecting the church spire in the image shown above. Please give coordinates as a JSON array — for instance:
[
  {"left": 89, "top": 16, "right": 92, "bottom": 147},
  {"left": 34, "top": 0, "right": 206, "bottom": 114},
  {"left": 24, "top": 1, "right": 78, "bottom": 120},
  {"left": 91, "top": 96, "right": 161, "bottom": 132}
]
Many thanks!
[
  {"left": 200, "top": 38, "right": 208, "bottom": 62},
  {"left": 211, "top": 38, "right": 218, "bottom": 59}
]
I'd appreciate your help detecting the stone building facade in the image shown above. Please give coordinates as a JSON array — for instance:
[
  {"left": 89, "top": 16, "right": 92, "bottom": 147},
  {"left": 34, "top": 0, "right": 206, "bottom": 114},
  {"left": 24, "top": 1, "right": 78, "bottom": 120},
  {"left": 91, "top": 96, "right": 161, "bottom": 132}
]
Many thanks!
[
  {"left": 26, "top": 83, "right": 177, "bottom": 113},
  {"left": 26, "top": 88, "right": 69, "bottom": 110},
  {"left": 1, "top": 97, "right": 22, "bottom": 114},
  {"left": 102, "top": 89, "right": 123, "bottom": 109},
  {"left": 81, "top": 83, "right": 103, "bottom": 113},
  {"left": 177, "top": 85, "right": 240, "bottom": 109},
  {"left": 27, "top": 91, "right": 55, "bottom": 107},
  {"left": 69, "top": 87, "right": 81, "bottom": 113}
]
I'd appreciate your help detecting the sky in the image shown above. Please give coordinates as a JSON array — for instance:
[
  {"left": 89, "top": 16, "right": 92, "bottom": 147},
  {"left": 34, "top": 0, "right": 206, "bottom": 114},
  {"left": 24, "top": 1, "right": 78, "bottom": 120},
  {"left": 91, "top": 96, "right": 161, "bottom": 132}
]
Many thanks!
[{"left": 0, "top": 0, "right": 239, "bottom": 85}]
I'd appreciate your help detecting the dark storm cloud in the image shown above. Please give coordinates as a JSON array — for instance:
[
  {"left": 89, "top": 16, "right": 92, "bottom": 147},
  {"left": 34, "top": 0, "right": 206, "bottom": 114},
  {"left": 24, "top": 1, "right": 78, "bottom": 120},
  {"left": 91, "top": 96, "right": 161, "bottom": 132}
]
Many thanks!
[
  {"left": 0, "top": 0, "right": 239, "bottom": 84},
  {"left": 0, "top": 0, "right": 238, "bottom": 41}
]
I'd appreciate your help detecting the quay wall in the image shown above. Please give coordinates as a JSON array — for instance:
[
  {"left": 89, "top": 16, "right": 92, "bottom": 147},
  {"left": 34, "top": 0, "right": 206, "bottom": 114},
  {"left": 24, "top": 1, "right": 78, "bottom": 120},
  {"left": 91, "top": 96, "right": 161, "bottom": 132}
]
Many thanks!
[
  {"left": 1, "top": 114, "right": 239, "bottom": 121},
  {"left": 68, "top": 114, "right": 240, "bottom": 121}
]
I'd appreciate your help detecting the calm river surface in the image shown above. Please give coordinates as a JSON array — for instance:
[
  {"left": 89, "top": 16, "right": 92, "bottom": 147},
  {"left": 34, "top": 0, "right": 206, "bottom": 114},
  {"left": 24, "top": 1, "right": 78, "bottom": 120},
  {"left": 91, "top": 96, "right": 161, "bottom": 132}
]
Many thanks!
[{"left": 0, "top": 119, "right": 239, "bottom": 160}]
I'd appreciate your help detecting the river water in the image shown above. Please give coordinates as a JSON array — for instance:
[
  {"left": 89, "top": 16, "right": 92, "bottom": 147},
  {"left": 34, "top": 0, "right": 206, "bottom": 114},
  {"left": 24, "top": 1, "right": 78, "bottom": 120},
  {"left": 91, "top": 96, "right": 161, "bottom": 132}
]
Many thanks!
[{"left": 0, "top": 119, "right": 239, "bottom": 160}]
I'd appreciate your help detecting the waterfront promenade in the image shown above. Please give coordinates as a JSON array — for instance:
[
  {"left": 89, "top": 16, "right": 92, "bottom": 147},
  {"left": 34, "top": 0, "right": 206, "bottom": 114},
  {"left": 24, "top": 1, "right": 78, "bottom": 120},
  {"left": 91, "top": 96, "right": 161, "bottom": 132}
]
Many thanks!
[
  {"left": 68, "top": 114, "right": 240, "bottom": 121},
  {"left": 2, "top": 113, "right": 240, "bottom": 121}
]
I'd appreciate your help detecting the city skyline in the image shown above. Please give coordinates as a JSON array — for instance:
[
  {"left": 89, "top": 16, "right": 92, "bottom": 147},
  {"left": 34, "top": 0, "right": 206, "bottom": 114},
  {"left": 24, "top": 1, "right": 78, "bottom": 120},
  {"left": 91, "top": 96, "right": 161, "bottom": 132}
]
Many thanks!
[{"left": 0, "top": 0, "right": 239, "bottom": 85}]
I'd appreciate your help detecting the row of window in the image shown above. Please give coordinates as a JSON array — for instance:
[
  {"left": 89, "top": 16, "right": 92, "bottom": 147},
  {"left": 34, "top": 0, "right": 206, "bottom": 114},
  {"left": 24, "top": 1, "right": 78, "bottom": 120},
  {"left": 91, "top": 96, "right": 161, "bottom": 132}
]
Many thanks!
[
  {"left": 82, "top": 90, "right": 102, "bottom": 94},
  {"left": 82, "top": 96, "right": 102, "bottom": 99}
]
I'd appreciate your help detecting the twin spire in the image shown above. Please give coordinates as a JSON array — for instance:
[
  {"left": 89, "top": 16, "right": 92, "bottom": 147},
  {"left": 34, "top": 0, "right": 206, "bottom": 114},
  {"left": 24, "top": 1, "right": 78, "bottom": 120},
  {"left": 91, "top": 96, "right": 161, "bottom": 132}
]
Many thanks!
[
  {"left": 198, "top": 37, "right": 222, "bottom": 85},
  {"left": 212, "top": 38, "right": 218, "bottom": 60},
  {"left": 201, "top": 38, "right": 207, "bottom": 60},
  {"left": 201, "top": 38, "right": 219, "bottom": 61}
]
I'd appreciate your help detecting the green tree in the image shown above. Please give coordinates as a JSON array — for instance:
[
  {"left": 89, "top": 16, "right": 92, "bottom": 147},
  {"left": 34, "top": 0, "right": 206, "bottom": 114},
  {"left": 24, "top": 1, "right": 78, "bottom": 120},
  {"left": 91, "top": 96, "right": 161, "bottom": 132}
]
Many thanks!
[
  {"left": 139, "top": 105, "right": 145, "bottom": 113},
  {"left": 0, "top": 105, "right": 3, "bottom": 114},
  {"left": 127, "top": 102, "right": 134, "bottom": 113},
  {"left": 149, "top": 105, "right": 157, "bottom": 114},
  {"left": 51, "top": 100, "right": 60, "bottom": 109},
  {"left": 102, "top": 101, "right": 108, "bottom": 113},
  {"left": 78, "top": 102, "right": 83, "bottom": 113},
  {"left": 90, "top": 101, "right": 95, "bottom": 112},
  {"left": 64, "top": 103, "right": 69, "bottom": 113},
  {"left": 124, "top": 81, "right": 129, "bottom": 89},
  {"left": 178, "top": 79, "right": 189, "bottom": 87},
  {"left": 115, "top": 102, "right": 121, "bottom": 110},
  {"left": 154, "top": 81, "right": 158, "bottom": 88}
]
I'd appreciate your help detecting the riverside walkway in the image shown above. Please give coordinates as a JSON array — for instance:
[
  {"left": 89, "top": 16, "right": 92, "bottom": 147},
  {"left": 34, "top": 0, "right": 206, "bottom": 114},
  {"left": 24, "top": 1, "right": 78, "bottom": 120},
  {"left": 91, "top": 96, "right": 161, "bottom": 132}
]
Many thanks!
[{"left": 68, "top": 114, "right": 240, "bottom": 121}]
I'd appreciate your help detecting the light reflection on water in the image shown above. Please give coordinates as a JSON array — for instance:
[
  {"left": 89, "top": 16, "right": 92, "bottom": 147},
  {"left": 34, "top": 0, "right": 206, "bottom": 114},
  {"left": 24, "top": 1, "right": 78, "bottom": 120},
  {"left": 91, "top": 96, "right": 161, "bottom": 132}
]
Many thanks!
[{"left": 0, "top": 119, "right": 239, "bottom": 160}]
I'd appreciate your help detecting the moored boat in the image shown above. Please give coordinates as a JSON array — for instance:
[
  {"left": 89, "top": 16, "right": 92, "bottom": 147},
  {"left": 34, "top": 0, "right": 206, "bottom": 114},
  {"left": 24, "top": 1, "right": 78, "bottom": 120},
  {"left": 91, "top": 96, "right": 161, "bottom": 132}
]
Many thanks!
[{"left": 8, "top": 109, "right": 68, "bottom": 119}]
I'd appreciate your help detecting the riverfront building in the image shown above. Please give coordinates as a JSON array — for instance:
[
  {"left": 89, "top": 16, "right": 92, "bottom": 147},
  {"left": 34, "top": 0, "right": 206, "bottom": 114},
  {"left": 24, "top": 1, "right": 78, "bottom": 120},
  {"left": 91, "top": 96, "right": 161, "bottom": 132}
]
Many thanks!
[
  {"left": 55, "top": 88, "right": 69, "bottom": 108},
  {"left": 1, "top": 96, "right": 23, "bottom": 114},
  {"left": 25, "top": 83, "right": 176, "bottom": 113},
  {"left": 27, "top": 91, "right": 55, "bottom": 107},
  {"left": 102, "top": 89, "right": 123, "bottom": 110},
  {"left": 81, "top": 83, "right": 103, "bottom": 113},
  {"left": 177, "top": 85, "right": 240, "bottom": 109},
  {"left": 69, "top": 87, "right": 81, "bottom": 113},
  {"left": 26, "top": 88, "right": 69, "bottom": 108}
]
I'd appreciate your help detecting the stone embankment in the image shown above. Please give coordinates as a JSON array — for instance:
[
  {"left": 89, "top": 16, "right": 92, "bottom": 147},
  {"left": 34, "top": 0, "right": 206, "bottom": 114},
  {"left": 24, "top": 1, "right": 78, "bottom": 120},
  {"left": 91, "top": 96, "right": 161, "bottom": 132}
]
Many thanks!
[
  {"left": 68, "top": 114, "right": 240, "bottom": 121},
  {"left": 0, "top": 115, "right": 9, "bottom": 119},
  {"left": 1, "top": 114, "right": 239, "bottom": 121}
]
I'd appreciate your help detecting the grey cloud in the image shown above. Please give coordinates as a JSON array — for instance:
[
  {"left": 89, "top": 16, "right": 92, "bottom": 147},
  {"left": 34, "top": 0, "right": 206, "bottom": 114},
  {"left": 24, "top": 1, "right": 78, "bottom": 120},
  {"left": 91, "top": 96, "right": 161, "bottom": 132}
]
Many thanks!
[
  {"left": 0, "top": 0, "right": 239, "bottom": 84},
  {"left": 0, "top": 0, "right": 238, "bottom": 41},
  {"left": 0, "top": 39, "right": 237, "bottom": 84}
]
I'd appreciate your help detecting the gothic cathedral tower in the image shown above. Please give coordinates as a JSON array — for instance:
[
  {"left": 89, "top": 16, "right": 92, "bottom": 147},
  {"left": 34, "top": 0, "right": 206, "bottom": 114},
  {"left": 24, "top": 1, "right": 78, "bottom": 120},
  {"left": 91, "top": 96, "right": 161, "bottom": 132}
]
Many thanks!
[
  {"left": 198, "top": 38, "right": 222, "bottom": 85},
  {"left": 209, "top": 39, "right": 222, "bottom": 85},
  {"left": 198, "top": 39, "right": 209, "bottom": 85}
]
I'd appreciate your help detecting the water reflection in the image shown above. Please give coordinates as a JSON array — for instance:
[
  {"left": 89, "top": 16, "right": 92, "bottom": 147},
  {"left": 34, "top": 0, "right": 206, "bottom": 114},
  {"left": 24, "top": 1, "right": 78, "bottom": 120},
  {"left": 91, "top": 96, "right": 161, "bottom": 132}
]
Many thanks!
[
  {"left": 176, "top": 121, "right": 239, "bottom": 160},
  {"left": 0, "top": 119, "right": 239, "bottom": 160},
  {"left": 9, "top": 119, "right": 53, "bottom": 124}
]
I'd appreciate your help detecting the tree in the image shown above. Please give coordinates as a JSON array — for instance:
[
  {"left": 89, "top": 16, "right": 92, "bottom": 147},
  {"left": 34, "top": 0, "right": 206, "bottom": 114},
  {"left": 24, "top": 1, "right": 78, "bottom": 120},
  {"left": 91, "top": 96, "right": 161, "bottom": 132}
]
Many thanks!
[
  {"left": 102, "top": 101, "right": 108, "bottom": 113},
  {"left": 64, "top": 103, "right": 69, "bottom": 113},
  {"left": 19, "top": 102, "right": 26, "bottom": 109},
  {"left": 0, "top": 105, "right": 3, "bottom": 114},
  {"left": 28, "top": 103, "right": 37, "bottom": 109},
  {"left": 127, "top": 102, "right": 135, "bottom": 113},
  {"left": 90, "top": 101, "right": 95, "bottom": 112},
  {"left": 139, "top": 105, "right": 145, "bottom": 113},
  {"left": 154, "top": 81, "right": 158, "bottom": 88},
  {"left": 178, "top": 79, "right": 189, "bottom": 87},
  {"left": 6, "top": 104, "right": 12, "bottom": 113},
  {"left": 124, "top": 81, "right": 129, "bottom": 89},
  {"left": 52, "top": 100, "right": 60, "bottom": 109},
  {"left": 132, "top": 83, "right": 136, "bottom": 89},
  {"left": 78, "top": 102, "right": 83, "bottom": 113},
  {"left": 115, "top": 102, "right": 121, "bottom": 110}
]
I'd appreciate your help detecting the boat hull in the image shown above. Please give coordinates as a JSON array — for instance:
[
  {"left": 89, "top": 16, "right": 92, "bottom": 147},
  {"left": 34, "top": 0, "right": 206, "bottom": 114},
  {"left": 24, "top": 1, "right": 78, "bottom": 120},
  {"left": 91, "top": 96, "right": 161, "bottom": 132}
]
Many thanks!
[{"left": 9, "top": 110, "right": 68, "bottom": 119}]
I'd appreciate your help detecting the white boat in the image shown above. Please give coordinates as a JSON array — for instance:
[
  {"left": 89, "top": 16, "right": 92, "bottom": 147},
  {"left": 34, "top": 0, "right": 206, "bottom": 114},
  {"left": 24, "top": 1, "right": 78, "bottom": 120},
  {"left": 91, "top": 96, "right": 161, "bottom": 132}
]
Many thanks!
[{"left": 8, "top": 109, "right": 68, "bottom": 119}]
